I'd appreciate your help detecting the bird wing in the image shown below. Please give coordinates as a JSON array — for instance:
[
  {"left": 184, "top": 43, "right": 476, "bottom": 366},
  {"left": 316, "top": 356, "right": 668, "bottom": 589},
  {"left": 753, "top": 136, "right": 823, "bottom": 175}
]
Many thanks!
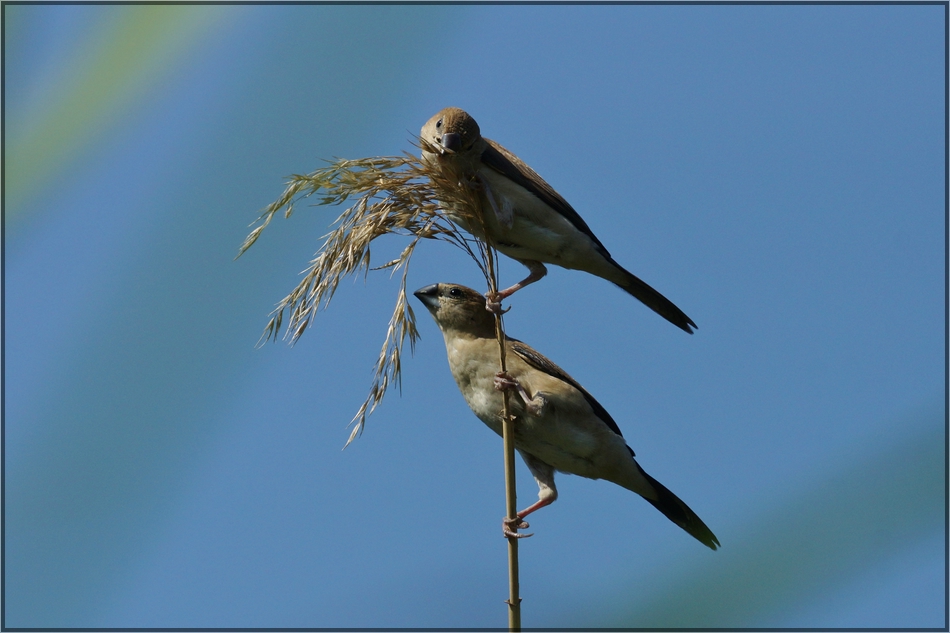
[
  {"left": 508, "top": 338, "right": 631, "bottom": 452},
  {"left": 481, "top": 139, "right": 610, "bottom": 255}
]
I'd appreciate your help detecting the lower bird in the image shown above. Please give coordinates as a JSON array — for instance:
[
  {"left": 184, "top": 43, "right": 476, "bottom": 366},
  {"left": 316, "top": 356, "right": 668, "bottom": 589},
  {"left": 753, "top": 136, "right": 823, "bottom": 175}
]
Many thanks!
[{"left": 413, "top": 282, "right": 719, "bottom": 550}]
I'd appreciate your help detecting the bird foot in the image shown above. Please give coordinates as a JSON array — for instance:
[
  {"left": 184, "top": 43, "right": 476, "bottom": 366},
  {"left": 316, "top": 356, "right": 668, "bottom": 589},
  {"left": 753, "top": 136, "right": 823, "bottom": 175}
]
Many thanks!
[
  {"left": 493, "top": 371, "right": 518, "bottom": 392},
  {"left": 494, "top": 372, "right": 544, "bottom": 416},
  {"left": 484, "top": 292, "right": 511, "bottom": 315},
  {"left": 503, "top": 516, "right": 533, "bottom": 539}
]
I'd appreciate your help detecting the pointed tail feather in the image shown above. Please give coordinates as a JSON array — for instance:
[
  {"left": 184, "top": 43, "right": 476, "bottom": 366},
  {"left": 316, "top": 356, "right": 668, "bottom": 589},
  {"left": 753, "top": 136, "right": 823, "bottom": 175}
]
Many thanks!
[
  {"left": 613, "top": 262, "right": 696, "bottom": 334},
  {"left": 637, "top": 464, "right": 720, "bottom": 550}
]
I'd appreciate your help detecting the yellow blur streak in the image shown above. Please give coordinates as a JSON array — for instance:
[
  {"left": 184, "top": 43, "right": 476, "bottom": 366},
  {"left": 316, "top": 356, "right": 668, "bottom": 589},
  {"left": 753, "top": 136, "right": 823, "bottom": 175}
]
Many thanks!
[{"left": 5, "top": 6, "right": 222, "bottom": 216}]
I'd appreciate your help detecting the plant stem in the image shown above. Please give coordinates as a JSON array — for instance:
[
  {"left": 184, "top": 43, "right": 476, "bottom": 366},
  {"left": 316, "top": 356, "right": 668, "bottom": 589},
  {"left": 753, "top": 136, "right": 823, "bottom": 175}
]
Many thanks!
[
  {"left": 502, "top": 388, "right": 522, "bottom": 632},
  {"left": 485, "top": 247, "right": 522, "bottom": 631}
]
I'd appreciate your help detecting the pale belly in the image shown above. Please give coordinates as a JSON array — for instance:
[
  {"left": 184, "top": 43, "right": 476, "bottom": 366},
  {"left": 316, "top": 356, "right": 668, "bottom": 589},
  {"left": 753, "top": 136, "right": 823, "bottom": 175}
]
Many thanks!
[
  {"left": 455, "top": 367, "right": 624, "bottom": 482},
  {"left": 442, "top": 168, "right": 609, "bottom": 275}
]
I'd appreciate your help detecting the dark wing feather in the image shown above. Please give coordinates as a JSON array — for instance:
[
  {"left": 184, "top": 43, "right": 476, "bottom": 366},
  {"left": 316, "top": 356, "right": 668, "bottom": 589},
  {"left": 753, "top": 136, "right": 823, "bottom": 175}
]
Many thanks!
[
  {"left": 481, "top": 139, "right": 610, "bottom": 256},
  {"left": 508, "top": 338, "right": 629, "bottom": 449}
]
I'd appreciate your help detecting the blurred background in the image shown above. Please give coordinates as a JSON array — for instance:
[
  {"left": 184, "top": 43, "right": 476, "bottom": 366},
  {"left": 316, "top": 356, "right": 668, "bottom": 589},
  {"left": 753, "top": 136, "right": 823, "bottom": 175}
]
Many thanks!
[{"left": 3, "top": 4, "right": 945, "bottom": 629}]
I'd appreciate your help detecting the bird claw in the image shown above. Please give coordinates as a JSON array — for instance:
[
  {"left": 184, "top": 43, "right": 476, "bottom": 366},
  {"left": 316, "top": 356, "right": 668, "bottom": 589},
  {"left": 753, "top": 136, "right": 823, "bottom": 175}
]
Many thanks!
[
  {"left": 525, "top": 400, "right": 544, "bottom": 417},
  {"left": 503, "top": 516, "right": 533, "bottom": 539},
  {"left": 494, "top": 372, "right": 544, "bottom": 416},
  {"left": 484, "top": 292, "right": 511, "bottom": 315},
  {"left": 494, "top": 371, "right": 517, "bottom": 392}
]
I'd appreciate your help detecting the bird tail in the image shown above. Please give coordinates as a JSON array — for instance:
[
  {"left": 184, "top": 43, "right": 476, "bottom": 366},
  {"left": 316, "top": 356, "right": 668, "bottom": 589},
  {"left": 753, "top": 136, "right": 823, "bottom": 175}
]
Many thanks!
[
  {"left": 633, "top": 462, "right": 720, "bottom": 550},
  {"left": 611, "top": 260, "right": 697, "bottom": 334}
]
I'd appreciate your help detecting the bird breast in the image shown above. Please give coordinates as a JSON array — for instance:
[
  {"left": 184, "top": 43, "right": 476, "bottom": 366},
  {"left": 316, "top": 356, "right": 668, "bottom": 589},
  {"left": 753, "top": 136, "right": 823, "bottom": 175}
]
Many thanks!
[{"left": 444, "top": 335, "right": 506, "bottom": 435}]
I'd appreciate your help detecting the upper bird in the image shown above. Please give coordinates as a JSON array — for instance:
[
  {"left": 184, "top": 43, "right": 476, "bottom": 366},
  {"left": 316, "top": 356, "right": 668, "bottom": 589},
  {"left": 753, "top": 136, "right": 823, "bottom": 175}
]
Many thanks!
[
  {"left": 420, "top": 107, "right": 696, "bottom": 334},
  {"left": 414, "top": 282, "right": 719, "bottom": 549}
]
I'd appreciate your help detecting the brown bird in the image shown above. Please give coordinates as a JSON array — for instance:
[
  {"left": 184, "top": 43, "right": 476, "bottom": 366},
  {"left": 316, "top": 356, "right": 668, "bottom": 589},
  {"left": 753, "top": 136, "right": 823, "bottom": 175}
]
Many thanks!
[
  {"left": 414, "top": 282, "right": 719, "bottom": 549},
  {"left": 420, "top": 106, "right": 696, "bottom": 334}
]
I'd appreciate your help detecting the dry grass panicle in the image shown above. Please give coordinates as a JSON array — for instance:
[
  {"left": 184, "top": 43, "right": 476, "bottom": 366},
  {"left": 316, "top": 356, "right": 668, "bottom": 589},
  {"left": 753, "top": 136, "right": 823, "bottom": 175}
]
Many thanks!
[{"left": 239, "top": 140, "right": 495, "bottom": 446}]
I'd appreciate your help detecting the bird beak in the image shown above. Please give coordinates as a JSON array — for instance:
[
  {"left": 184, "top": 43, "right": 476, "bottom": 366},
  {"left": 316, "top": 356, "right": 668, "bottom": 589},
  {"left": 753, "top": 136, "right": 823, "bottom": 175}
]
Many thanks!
[
  {"left": 440, "top": 132, "right": 461, "bottom": 153},
  {"left": 413, "top": 284, "right": 440, "bottom": 310}
]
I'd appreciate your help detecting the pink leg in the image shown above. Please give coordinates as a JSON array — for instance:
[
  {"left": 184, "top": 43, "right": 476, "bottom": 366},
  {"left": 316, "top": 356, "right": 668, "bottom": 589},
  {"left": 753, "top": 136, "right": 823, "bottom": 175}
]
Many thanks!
[
  {"left": 502, "top": 491, "right": 557, "bottom": 539},
  {"left": 485, "top": 261, "right": 548, "bottom": 313},
  {"left": 517, "top": 496, "right": 556, "bottom": 521}
]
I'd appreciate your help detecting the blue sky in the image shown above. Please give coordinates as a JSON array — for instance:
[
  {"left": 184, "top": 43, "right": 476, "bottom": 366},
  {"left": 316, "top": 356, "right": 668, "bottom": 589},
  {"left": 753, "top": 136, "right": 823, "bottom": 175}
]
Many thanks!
[{"left": 3, "top": 4, "right": 946, "bottom": 629}]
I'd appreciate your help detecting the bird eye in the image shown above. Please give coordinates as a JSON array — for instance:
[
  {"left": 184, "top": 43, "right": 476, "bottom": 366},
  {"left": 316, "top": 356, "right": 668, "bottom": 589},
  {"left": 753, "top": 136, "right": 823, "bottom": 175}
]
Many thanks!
[
  {"left": 436, "top": 118, "right": 443, "bottom": 129},
  {"left": 448, "top": 287, "right": 461, "bottom": 297}
]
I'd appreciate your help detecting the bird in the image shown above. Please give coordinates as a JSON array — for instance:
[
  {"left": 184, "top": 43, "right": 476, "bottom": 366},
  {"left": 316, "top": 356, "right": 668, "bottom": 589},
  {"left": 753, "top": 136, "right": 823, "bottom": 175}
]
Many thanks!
[
  {"left": 413, "top": 282, "right": 719, "bottom": 549},
  {"left": 420, "top": 106, "right": 696, "bottom": 334}
]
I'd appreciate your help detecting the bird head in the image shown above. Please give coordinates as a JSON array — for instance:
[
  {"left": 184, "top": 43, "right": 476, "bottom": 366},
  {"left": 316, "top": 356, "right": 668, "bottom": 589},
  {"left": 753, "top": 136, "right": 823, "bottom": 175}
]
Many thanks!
[
  {"left": 420, "top": 107, "right": 482, "bottom": 156},
  {"left": 413, "top": 283, "right": 495, "bottom": 338}
]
